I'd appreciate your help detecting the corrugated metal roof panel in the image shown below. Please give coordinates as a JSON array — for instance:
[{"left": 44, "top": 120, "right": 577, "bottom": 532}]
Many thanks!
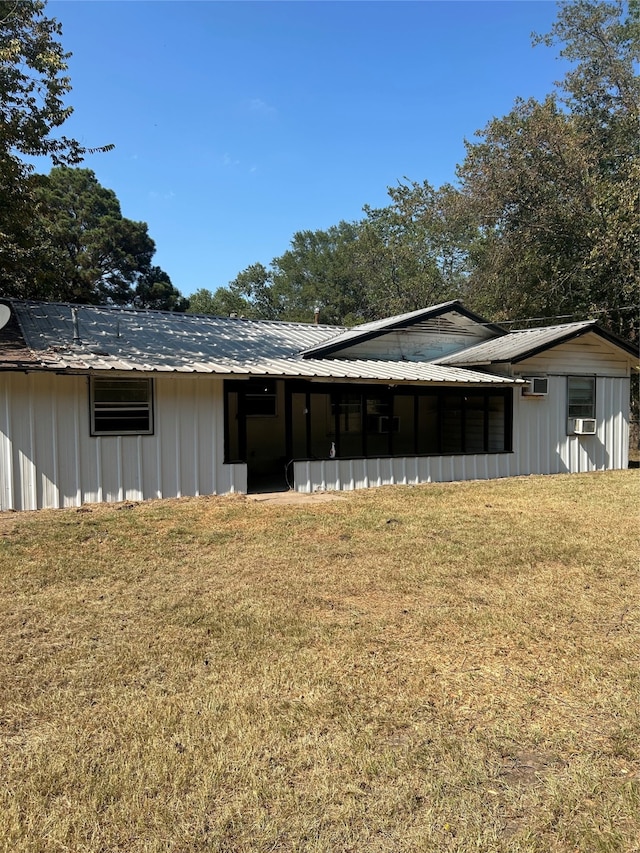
[
  {"left": 435, "top": 322, "right": 597, "bottom": 365},
  {"left": 334, "top": 301, "right": 461, "bottom": 333},
  {"left": 9, "top": 301, "right": 340, "bottom": 368},
  {"left": 3, "top": 300, "right": 516, "bottom": 385}
]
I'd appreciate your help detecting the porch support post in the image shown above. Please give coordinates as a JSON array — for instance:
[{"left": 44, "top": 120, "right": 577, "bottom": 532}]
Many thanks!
[
  {"left": 237, "top": 388, "right": 247, "bottom": 462},
  {"left": 284, "top": 381, "right": 293, "bottom": 462},
  {"left": 305, "top": 390, "right": 312, "bottom": 458}
]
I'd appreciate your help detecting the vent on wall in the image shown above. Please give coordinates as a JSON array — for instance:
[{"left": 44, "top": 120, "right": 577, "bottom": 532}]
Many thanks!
[
  {"left": 571, "top": 418, "right": 597, "bottom": 435},
  {"left": 522, "top": 376, "right": 549, "bottom": 396}
]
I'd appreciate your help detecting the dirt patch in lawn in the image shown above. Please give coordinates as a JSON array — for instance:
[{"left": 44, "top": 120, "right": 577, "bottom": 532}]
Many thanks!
[{"left": 246, "top": 489, "right": 346, "bottom": 505}]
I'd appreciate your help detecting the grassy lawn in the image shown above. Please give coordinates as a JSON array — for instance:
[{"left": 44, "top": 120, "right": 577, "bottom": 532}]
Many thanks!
[{"left": 1, "top": 471, "right": 639, "bottom": 852}]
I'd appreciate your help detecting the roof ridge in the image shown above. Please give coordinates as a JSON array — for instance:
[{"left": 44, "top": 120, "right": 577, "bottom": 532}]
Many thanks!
[{"left": 3, "top": 299, "right": 344, "bottom": 330}]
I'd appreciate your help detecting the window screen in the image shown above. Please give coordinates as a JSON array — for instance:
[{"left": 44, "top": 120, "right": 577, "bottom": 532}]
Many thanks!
[
  {"left": 567, "top": 376, "right": 595, "bottom": 419},
  {"left": 91, "top": 377, "right": 153, "bottom": 435}
]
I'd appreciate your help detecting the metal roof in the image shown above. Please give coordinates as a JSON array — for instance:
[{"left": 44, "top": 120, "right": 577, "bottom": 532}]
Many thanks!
[
  {"left": 0, "top": 300, "right": 517, "bottom": 386},
  {"left": 434, "top": 321, "right": 638, "bottom": 365}
]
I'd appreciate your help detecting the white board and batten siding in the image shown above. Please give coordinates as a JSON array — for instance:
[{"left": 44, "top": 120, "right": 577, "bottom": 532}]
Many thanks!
[
  {"left": 512, "top": 375, "right": 630, "bottom": 476},
  {"left": 510, "top": 341, "right": 632, "bottom": 476},
  {"left": 0, "top": 372, "right": 246, "bottom": 511},
  {"left": 0, "top": 329, "right": 632, "bottom": 508},
  {"left": 293, "top": 454, "right": 514, "bottom": 493}
]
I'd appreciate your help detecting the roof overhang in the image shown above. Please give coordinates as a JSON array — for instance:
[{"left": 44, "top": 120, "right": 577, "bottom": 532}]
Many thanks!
[
  {"left": 508, "top": 324, "right": 638, "bottom": 363},
  {"left": 435, "top": 321, "right": 639, "bottom": 367}
]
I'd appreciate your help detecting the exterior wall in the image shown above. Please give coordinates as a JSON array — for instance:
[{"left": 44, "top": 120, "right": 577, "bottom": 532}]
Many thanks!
[
  {"left": 294, "top": 374, "right": 631, "bottom": 492},
  {"left": 512, "top": 375, "right": 629, "bottom": 475},
  {"left": 511, "top": 344, "right": 631, "bottom": 474},
  {"left": 0, "top": 366, "right": 631, "bottom": 509},
  {"left": 293, "top": 454, "right": 514, "bottom": 492},
  {"left": 0, "top": 372, "right": 246, "bottom": 511}
]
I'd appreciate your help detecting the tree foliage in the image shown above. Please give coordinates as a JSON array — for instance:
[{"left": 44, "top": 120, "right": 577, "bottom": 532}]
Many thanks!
[
  {"left": 188, "top": 227, "right": 370, "bottom": 324},
  {"left": 26, "top": 167, "right": 186, "bottom": 309},
  {"left": 1, "top": 0, "right": 91, "bottom": 165},
  {"left": 359, "top": 180, "right": 474, "bottom": 317},
  {"left": 188, "top": 264, "right": 272, "bottom": 318},
  {"left": 30, "top": 168, "right": 152, "bottom": 303},
  {"left": 458, "top": 0, "right": 639, "bottom": 337},
  {"left": 0, "top": 0, "right": 113, "bottom": 296},
  {"left": 133, "top": 265, "right": 189, "bottom": 312},
  {"left": 268, "top": 223, "right": 368, "bottom": 324},
  {"left": 193, "top": 208, "right": 467, "bottom": 325}
]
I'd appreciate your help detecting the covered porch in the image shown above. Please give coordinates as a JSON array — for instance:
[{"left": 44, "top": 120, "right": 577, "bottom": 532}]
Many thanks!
[{"left": 224, "top": 379, "right": 513, "bottom": 493}]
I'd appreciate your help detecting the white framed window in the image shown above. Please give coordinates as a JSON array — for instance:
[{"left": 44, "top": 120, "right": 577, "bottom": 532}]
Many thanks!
[
  {"left": 90, "top": 377, "right": 153, "bottom": 435},
  {"left": 567, "top": 376, "right": 596, "bottom": 419}
]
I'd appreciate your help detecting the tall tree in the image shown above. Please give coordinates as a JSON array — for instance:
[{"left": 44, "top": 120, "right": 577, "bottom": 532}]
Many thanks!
[
  {"left": 270, "top": 222, "right": 367, "bottom": 324},
  {"left": 457, "top": 0, "right": 639, "bottom": 337},
  {"left": 30, "top": 167, "right": 182, "bottom": 306},
  {"left": 188, "top": 287, "right": 242, "bottom": 317},
  {"left": 230, "top": 262, "right": 280, "bottom": 319},
  {"left": 196, "top": 226, "right": 370, "bottom": 325},
  {"left": 0, "top": 0, "right": 112, "bottom": 296},
  {"left": 188, "top": 264, "right": 275, "bottom": 318},
  {"left": 359, "top": 181, "right": 473, "bottom": 317}
]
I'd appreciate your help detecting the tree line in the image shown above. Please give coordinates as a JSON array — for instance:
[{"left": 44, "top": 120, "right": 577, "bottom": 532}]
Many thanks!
[{"left": 1, "top": 1, "right": 638, "bottom": 340}]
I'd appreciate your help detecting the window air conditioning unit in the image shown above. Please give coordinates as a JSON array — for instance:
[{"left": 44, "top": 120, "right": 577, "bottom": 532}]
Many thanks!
[
  {"left": 572, "top": 418, "right": 597, "bottom": 435},
  {"left": 522, "top": 376, "right": 548, "bottom": 396}
]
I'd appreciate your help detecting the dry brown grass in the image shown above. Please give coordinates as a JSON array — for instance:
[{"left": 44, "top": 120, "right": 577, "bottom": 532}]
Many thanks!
[{"left": 1, "top": 471, "right": 639, "bottom": 852}]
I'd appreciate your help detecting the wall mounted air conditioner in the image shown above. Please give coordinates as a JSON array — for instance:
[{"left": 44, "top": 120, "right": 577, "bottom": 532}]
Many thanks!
[
  {"left": 522, "top": 376, "right": 549, "bottom": 396},
  {"left": 571, "top": 418, "right": 597, "bottom": 435}
]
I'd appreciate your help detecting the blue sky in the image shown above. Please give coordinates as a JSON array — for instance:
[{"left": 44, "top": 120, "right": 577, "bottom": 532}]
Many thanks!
[{"left": 48, "top": 1, "right": 565, "bottom": 298}]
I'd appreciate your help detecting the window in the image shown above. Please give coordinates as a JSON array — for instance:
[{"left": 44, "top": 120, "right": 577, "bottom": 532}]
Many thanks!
[
  {"left": 333, "top": 393, "right": 362, "bottom": 434},
  {"left": 567, "top": 376, "right": 595, "bottom": 419},
  {"left": 244, "top": 380, "right": 277, "bottom": 417},
  {"left": 91, "top": 377, "right": 153, "bottom": 435},
  {"left": 224, "top": 380, "right": 513, "bottom": 464}
]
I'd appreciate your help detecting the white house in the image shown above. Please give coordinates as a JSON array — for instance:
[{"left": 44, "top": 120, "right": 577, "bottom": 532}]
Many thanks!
[{"left": 0, "top": 299, "right": 636, "bottom": 510}]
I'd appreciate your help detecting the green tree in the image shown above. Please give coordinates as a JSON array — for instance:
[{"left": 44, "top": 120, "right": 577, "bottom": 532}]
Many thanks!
[
  {"left": 0, "top": 1, "right": 112, "bottom": 296},
  {"left": 30, "top": 167, "right": 181, "bottom": 306},
  {"left": 230, "top": 262, "right": 280, "bottom": 319},
  {"left": 270, "top": 223, "right": 367, "bottom": 324},
  {"left": 188, "top": 264, "right": 275, "bottom": 318},
  {"left": 197, "top": 227, "right": 370, "bottom": 325},
  {"left": 187, "top": 288, "right": 226, "bottom": 316},
  {"left": 359, "top": 181, "right": 473, "bottom": 317},
  {"left": 134, "top": 266, "right": 188, "bottom": 312},
  {"left": 458, "top": 0, "right": 639, "bottom": 337}
]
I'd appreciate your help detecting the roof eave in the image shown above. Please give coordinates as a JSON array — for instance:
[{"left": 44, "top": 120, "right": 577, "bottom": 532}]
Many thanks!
[
  {"left": 441, "top": 322, "right": 639, "bottom": 367},
  {"left": 509, "top": 324, "right": 638, "bottom": 363}
]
